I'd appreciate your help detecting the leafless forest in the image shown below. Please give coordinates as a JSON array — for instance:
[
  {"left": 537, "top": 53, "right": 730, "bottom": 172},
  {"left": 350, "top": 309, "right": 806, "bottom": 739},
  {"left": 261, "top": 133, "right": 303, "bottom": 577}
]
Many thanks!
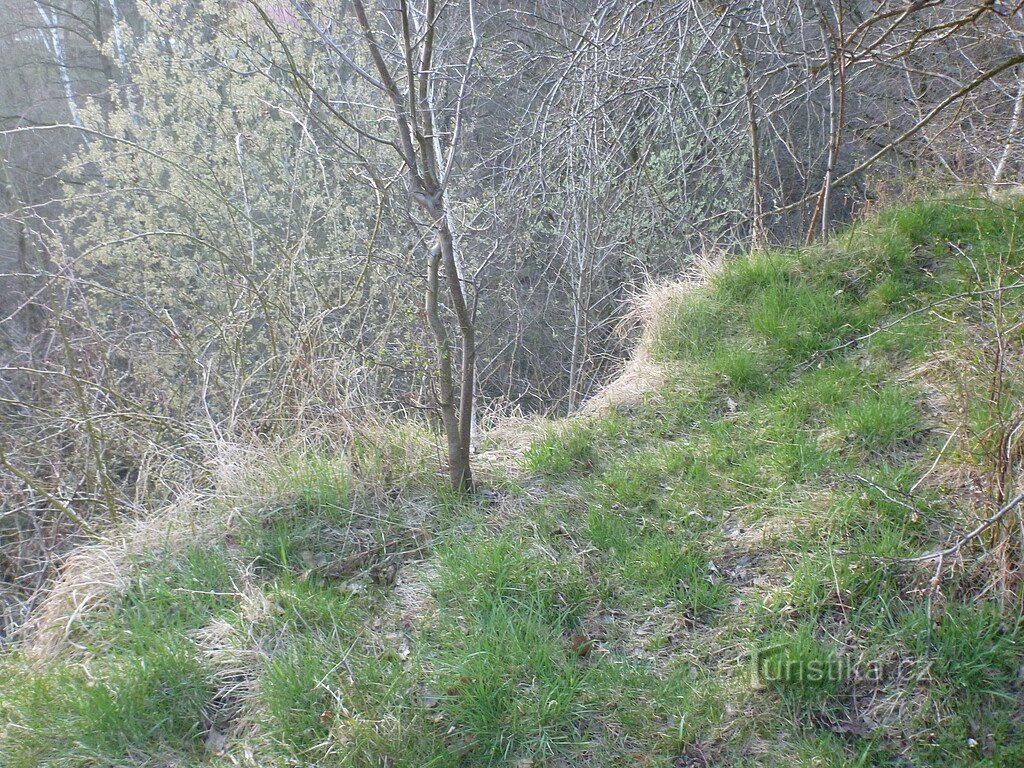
[{"left": 2, "top": 0, "right": 1023, "bottom": 635}]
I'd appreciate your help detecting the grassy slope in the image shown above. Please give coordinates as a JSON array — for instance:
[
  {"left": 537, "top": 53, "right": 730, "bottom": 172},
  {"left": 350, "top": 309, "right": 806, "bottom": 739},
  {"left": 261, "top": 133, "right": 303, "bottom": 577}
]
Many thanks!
[{"left": 2, "top": 196, "right": 1024, "bottom": 767}]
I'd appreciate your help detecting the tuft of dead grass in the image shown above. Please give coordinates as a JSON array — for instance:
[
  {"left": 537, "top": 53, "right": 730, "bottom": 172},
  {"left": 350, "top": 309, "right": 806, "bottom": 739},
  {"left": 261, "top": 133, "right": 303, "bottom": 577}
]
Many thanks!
[
  {"left": 24, "top": 440, "right": 282, "bottom": 658},
  {"left": 24, "top": 493, "right": 234, "bottom": 657},
  {"left": 474, "top": 413, "right": 550, "bottom": 472},
  {"left": 584, "top": 274, "right": 714, "bottom": 415},
  {"left": 581, "top": 352, "right": 667, "bottom": 415},
  {"left": 194, "top": 616, "right": 261, "bottom": 754}
]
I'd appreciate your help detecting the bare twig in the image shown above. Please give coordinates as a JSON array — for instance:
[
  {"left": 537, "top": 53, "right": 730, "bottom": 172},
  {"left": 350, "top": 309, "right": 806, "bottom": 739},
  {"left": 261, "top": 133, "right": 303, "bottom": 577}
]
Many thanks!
[{"left": 902, "top": 491, "right": 1024, "bottom": 563}]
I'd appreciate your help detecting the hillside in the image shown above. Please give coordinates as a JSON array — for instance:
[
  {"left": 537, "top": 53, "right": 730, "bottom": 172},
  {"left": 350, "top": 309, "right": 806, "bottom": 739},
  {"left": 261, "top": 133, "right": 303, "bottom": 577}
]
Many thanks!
[{"left": 2, "top": 195, "right": 1023, "bottom": 767}]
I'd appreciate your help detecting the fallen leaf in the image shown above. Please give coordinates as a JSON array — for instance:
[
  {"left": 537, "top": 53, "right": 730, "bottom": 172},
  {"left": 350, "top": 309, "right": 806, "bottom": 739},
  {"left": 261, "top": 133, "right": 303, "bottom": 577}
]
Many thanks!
[{"left": 570, "top": 634, "right": 595, "bottom": 657}]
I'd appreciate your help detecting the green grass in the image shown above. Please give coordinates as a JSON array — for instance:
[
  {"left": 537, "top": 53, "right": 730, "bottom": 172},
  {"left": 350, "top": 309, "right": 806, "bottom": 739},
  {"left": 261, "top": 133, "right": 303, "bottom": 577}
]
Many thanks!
[
  {"left": 242, "top": 452, "right": 359, "bottom": 572},
  {"left": 903, "top": 603, "right": 1023, "bottom": 700},
  {"left": 0, "top": 639, "right": 213, "bottom": 767},
  {"left": 748, "top": 280, "right": 865, "bottom": 359},
  {"left": 651, "top": 291, "right": 733, "bottom": 360},
  {"left": 627, "top": 539, "right": 730, "bottom": 615},
  {"left": 755, "top": 621, "right": 847, "bottom": 704},
  {"left": 4, "top": 195, "right": 1024, "bottom": 767},
  {"left": 432, "top": 599, "right": 593, "bottom": 760},
  {"left": 110, "top": 547, "right": 238, "bottom": 643},
  {"left": 425, "top": 536, "right": 597, "bottom": 762},
  {"left": 711, "top": 341, "right": 772, "bottom": 395},
  {"left": 830, "top": 385, "right": 925, "bottom": 454},
  {"left": 267, "top": 451, "right": 350, "bottom": 514},
  {"left": 525, "top": 421, "right": 598, "bottom": 477},
  {"left": 0, "top": 546, "right": 243, "bottom": 767}
]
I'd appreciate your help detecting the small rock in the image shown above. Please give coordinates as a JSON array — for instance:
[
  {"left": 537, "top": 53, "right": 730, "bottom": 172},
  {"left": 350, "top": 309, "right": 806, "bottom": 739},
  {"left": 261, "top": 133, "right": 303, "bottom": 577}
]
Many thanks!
[{"left": 204, "top": 728, "right": 227, "bottom": 755}]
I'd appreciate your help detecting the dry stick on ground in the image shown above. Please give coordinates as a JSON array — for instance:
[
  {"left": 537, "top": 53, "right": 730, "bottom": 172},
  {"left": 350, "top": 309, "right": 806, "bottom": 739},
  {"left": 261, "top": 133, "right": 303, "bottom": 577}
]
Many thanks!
[
  {"left": 902, "top": 491, "right": 1024, "bottom": 563},
  {"left": 846, "top": 474, "right": 966, "bottom": 537}
]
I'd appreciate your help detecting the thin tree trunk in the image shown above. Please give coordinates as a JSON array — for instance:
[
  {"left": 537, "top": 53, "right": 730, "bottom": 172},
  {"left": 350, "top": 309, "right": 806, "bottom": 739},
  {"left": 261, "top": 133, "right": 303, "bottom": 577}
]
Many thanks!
[
  {"left": 105, "top": 0, "right": 139, "bottom": 124},
  {"left": 991, "top": 69, "right": 1024, "bottom": 194},
  {"left": 424, "top": 238, "right": 468, "bottom": 489},
  {"left": 733, "top": 28, "right": 764, "bottom": 249},
  {"left": 806, "top": 6, "right": 845, "bottom": 244},
  {"left": 433, "top": 209, "right": 475, "bottom": 491},
  {"left": 344, "top": 0, "right": 478, "bottom": 491},
  {"left": 35, "top": 2, "right": 84, "bottom": 128}
]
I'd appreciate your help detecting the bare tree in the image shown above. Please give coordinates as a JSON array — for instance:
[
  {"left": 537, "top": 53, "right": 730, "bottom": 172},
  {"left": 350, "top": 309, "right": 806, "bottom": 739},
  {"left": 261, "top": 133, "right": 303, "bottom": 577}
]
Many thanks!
[{"left": 286, "top": 0, "right": 480, "bottom": 490}]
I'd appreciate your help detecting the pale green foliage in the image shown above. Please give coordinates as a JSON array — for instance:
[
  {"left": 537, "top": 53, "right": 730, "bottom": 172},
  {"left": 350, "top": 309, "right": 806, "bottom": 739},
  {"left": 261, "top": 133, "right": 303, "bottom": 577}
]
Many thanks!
[{"left": 57, "top": 0, "right": 425, "bottom": 425}]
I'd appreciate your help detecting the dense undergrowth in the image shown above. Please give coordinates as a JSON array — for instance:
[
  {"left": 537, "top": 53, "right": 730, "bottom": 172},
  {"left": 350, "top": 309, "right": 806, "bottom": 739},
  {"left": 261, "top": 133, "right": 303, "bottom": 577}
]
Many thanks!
[{"left": 2, "top": 195, "right": 1023, "bottom": 767}]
